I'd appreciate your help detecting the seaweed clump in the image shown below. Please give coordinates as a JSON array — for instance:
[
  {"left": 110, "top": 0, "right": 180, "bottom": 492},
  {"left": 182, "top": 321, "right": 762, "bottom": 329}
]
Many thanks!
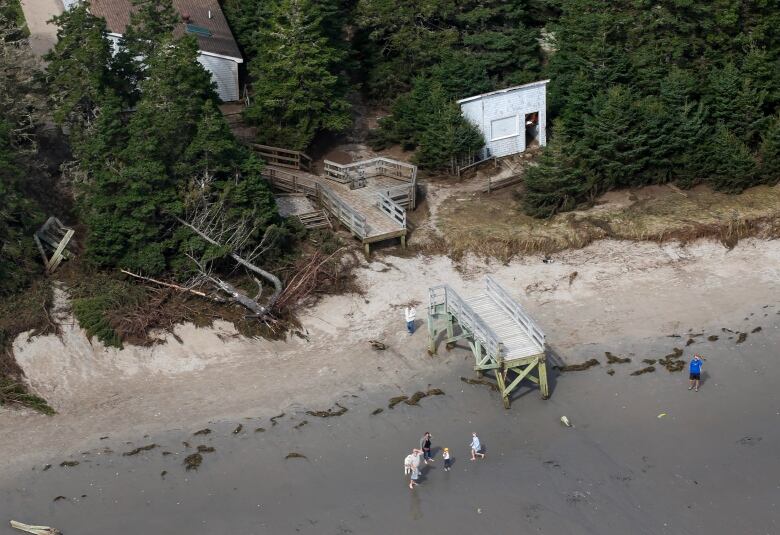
[
  {"left": 306, "top": 402, "right": 348, "bottom": 418},
  {"left": 285, "top": 452, "right": 307, "bottom": 460},
  {"left": 736, "top": 332, "right": 748, "bottom": 344},
  {"left": 122, "top": 444, "right": 158, "bottom": 456},
  {"left": 630, "top": 366, "right": 655, "bottom": 376},
  {"left": 560, "top": 359, "right": 600, "bottom": 372},
  {"left": 605, "top": 352, "right": 631, "bottom": 364},
  {"left": 460, "top": 376, "right": 499, "bottom": 391},
  {"left": 184, "top": 453, "right": 202, "bottom": 470},
  {"left": 193, "top": 428, "right": 211, "bottom": 436},
  {"left": 387, "top": 395, "right": 408, "bottom": 409}
]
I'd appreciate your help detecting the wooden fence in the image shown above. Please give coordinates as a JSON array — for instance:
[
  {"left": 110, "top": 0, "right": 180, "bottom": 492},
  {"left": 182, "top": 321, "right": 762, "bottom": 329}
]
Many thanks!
[
  {"left": 250, "top": 143, "right": 312, "bottom": 171},
  {"left": 317, "top": 183, "right": 368, "bottom": 239},
  {"left": 261, "top": 166, "right": 317, "bottom": 196}
]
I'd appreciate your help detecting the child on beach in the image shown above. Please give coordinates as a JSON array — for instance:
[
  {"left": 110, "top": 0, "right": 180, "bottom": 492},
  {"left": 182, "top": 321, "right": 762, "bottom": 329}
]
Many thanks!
[
  {"left": 470, "top": 432, "right": 485, "bottom": 460},
  {"left": 442, "top": 448, "right": 451, "bottom": 471},
  {"left": 689, "top": 354, "right": 703, "bottom": 391}
]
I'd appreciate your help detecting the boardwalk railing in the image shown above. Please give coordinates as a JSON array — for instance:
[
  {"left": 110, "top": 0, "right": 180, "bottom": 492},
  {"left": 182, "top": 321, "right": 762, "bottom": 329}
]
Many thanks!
[
  {"left": 484, "top": 275, "right": 545, "bottom": 350},
  {"left": 251, "top": 144, "right": 312, "bottom": 171},
  {"left": 317, "top": 183, "right": 368, "bottom": 239},
  {"left": 429, "top": 284, "right": 502, "bottom": 361},
  {"left": 324, "top": 157, "right": 417, "bottom": 183},
  {"left": 261, "top": 167, "right": 317, "bottom": 197},
  {"left": 376, "top": 192, "right": 406, "bottom": 228}
]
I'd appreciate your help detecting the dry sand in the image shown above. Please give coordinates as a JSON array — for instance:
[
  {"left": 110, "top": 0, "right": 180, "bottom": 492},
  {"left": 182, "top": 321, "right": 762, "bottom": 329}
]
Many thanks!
[{"left": 1, "top": 239, "right": 779, "bottom": 533}]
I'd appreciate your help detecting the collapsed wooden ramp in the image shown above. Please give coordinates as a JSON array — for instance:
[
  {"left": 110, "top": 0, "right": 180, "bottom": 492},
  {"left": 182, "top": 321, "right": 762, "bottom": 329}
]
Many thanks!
[{"left": 428, "top": 275, "right": 548, "bottom": 408}]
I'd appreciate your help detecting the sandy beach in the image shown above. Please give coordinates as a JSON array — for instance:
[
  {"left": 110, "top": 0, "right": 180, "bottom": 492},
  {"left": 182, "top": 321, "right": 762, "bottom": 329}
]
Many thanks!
[{"left": 1, "top": 238, "right": 779, "bottom": 533}]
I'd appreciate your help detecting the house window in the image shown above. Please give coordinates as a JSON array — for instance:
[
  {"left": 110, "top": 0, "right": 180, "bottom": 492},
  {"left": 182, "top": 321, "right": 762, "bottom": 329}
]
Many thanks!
[{"left": 490, "top": 116, "right": 518, "bottom": 141}]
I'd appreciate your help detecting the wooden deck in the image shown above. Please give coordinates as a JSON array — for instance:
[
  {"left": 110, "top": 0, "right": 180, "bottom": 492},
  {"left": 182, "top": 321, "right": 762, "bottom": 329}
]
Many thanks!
[{"left": 261, "top": 161, "right": 415, "bottom": 251}]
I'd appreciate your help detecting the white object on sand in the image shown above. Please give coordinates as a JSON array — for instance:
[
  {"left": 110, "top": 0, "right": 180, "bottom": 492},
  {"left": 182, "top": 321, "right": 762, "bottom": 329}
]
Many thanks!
[
  {"left": 10, "top": 521, "right": 63, "bottom": 535},
  {"left": 560, "top": 416, "right": 571, "bottom": 427}
]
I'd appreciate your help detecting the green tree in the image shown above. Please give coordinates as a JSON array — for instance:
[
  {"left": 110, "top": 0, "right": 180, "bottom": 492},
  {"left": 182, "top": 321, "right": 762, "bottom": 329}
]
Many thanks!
[
  {"left": 703, "top": 124, "right": 758, "bottom": 193},
  {"left": 44, "top": 3, "right": 114, "bottom": 138},
  {"left": 244, "top": 0, "right": 351, "bottom": 150},
  {"left": 123, "top": 0, "right": 179, "bottom": 58},
  {"left": 758, "top": 116, "right": 780, "bottom": 183},
  {"left": 706, "top": 63, "right": 766, "bottom": 144},
  {"left": 522, "top": 125, "right": 591, "bottom": 217}
]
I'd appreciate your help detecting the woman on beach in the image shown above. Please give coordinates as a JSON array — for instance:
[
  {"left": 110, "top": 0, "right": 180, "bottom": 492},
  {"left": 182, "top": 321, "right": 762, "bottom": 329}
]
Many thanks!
[
  {"left": 470, "top": 432, "right": 485, "bottom": 461},
  {"left": 408, "top": 448, "right": 423, "bottom": 489},
  {"left": 419, "top": 432, "right": 433, "bottom": 463}
]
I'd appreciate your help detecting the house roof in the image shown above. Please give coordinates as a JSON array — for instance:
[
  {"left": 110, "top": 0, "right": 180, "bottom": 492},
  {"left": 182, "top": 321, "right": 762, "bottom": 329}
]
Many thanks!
[
  {"left": 90, "top": 0, "right": 242, "bottom": 60},
  {"left": 457, "top": 79, "right": 550, "bottom": 105}
]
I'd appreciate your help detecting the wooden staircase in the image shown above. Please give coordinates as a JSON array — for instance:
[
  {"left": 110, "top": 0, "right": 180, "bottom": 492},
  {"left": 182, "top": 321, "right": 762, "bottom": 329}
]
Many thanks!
[{"left": 297, "top": 210, "right": 332, "bottom": 230}]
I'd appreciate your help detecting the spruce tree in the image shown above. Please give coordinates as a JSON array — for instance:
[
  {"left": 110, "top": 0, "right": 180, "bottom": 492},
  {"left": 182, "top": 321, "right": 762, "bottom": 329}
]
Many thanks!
[
  {"left": 758, "top": 116, "right": 780, "bottom": 183},
  {"left": 522, "top": 125, "right": 591, "bottom": 218},
  {"left": 123, "top": 0, "right": 180, "bottom": 58},
  {"left": 706, "top": 63, "right": 766, "bottom": 145},
  {"left": 704, "top": 124, "right": 758, "bottom": 193},
  {"left": 44, "top": 3, "right": 114, "bottom": 138},
  {"left": 244, "top": 0, "right": 351, "bottom": 150}
]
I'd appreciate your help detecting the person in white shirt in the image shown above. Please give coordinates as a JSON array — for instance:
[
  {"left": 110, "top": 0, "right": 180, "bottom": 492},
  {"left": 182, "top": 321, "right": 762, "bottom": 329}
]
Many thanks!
[{"left": 404, "top": 306, "right": 416, "bottom": 334}]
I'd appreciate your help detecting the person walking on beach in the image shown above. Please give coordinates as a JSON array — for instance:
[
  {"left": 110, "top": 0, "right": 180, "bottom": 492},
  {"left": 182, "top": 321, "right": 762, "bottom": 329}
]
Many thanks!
[
  {"left": 419, "top": 432, "right": 433, "bottom": 463},
  {"left": 442, "top": 447, "right": 451, "bottom": 471},
  {"left": 408, "top": 448, "right": 423, "bottom": 489},
  {"left": 405, "top": 306, "right": 416, "bottom": 334},
  {"left": 469, "top": 432, "right": 485, "bottom": 461},
  {"left": 689, "top": 354, "right": 703, "bottom": 392}
]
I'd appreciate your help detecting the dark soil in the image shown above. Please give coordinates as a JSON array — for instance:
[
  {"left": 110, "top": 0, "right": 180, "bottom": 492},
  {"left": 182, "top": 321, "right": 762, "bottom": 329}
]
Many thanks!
[
  {"left": 122, "top": 444, "right": 158, "bottom": 456},
  {"left": 559, "top": 359, "right": 600, "bottom": 372},
  {"left": 630, "top": 366, "right": 656, "bottom": 376}
]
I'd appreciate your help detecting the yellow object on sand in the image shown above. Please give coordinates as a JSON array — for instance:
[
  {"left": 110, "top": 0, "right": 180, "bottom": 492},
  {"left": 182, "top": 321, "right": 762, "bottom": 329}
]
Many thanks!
[{"left": 657, "top": 413, "right": 667, "bottom": 418}]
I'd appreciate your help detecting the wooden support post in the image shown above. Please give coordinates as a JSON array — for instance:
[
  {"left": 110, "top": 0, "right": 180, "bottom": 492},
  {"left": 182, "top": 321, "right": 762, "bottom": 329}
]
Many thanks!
[
  {"left": 400, "top": 234, "right": 406, "bottom": 248},
  {"left": 495, "top": 368, "right": 510, "bottom": 409},
  {"left": 538, "top": 356, "right": 549, "bottom": 399},
  {"left": 364, "top": 242, "right": 370, "bottom": 257},
  {"left": 427, "top": 313, "right": 437, "bottom": 355}
]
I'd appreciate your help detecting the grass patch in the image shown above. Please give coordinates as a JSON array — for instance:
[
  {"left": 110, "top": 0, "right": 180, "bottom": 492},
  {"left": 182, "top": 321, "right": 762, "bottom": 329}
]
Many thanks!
[{"left": 431, "top": 183, "right": 780, "bottom": 260}]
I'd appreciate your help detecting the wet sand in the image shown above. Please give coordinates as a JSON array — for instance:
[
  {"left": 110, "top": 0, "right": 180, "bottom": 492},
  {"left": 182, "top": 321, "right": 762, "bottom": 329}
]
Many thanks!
[{"left": 2, "top": 310, "right": 778, "bottom": 534}]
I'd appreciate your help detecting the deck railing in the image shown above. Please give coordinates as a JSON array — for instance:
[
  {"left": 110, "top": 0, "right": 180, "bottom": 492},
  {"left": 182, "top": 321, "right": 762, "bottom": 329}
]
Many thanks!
[
  {"left": 324, "top": 157, "right": 417, "bottom": 187},
  {"left": 317, "top": 183, "right": 368, "bottom": 239},
  {"left": 251, "top": 144, "right": 312, "bottom": 171},
  {"left": 261, "top": 167, "right": 317, "bottom": 197},
  {"left": 484, "top": 275, "right": 545, "bottom": 350},
  {"left": 429, "top": 284, "right": 502, "bottom": 361},
  {"left": 376, "top": 192, "right": 406, "bottom": 228}
]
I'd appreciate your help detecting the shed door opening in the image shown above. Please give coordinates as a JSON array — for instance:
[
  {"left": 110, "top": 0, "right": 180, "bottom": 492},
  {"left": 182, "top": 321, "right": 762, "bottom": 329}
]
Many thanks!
[{"left": 525, "top": 112, "right": 540, "bottom": 147}]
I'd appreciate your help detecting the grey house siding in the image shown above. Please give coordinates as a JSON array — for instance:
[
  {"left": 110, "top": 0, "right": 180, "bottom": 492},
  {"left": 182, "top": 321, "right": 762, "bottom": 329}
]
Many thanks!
[
  {"left": 459, "top": 80, "right": 549, "bottom": 158},
  {"left": 197, "top": 53, "right": 240, "bottom": 102},
  {"left": 105, "top": 34, "right": 241, "bottom": 102}
]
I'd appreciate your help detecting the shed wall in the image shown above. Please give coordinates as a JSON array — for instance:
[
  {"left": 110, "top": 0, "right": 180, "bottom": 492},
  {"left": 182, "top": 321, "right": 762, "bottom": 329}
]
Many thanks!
[{"left": 460, "top": 84, "right": 547, "bottom": 158}]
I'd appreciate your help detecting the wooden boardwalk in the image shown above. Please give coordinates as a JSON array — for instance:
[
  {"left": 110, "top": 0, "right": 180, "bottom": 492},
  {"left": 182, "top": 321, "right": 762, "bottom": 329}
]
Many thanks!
[
  {"left": 255, "top": 148, "right": 416, "bottom": 253},
  {"left": 428, "top": 276, "right": 548, "bottom": 408}
]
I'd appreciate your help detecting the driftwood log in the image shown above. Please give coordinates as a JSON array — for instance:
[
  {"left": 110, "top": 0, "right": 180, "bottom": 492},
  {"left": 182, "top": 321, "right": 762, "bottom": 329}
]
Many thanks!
[{"left": 10, "top": 521, "right": 62, "bottom": 535}]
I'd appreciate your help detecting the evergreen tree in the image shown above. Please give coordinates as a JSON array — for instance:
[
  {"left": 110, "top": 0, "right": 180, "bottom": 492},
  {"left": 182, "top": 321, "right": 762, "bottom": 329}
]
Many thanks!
[
  {"left": 522, "top": 125, "right": 591, "bottom": 218},
  {"left": 123, "top": 0, "right": 179, "bottom": 58},
  {"left": 44, "top": 3, "right": 114, "bottom": 137},
  {"left": 413, "top": 84, "right": 484, "bottom": 170},
  {"left": 703, "top": 124, "right": 758, "bottom": 193},
  {"left": 244, "top": 0, "right": 351, "bottom": 150},
  {"left": 705, "top": 63, "right": 766, "bottom": 144},
  {"left": 758, "top": 116, "right": 780, "bottom": 183},
  {"left": 578, "top": 86, "right": 649, "bottom": 193}
]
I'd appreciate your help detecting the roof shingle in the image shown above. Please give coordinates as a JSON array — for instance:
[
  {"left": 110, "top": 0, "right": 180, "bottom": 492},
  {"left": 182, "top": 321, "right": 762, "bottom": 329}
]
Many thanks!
[{"left": 90, "top": 0, "right": 242, "bottom": 60}]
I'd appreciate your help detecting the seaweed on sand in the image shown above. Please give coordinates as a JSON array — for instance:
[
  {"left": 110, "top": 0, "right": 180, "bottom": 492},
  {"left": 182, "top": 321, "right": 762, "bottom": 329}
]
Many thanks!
[
  {"left": 285, "top": 452, "right": 307, "bottom": 460},
  {"left": 184, "top": 453, "right": 202, "bottom": 470},
  {"left": 193, "top": 428, "right": 211, "bottom": 436},
  {"left": 736, "top": 332, "right": 748, "bottom": 343},
  {"left": 232, "top": 424, "right": 243, "bottom": 434},
  {"left": 460, "top": 376, "right": 499, "bottom": 391},
  {"left": 559, "top": 359, "right": 600, "bottom": 372},
  {"left": 255, "top": 427, "right": 266, "bottom": 433},
  {"left": 294, "top": 420, "right": 309, "bottom": 429},
  {"left": 122, "top": 444, "right": 158, "bottom": 456},
  {"left": 707, "top": 335, "right": 719, "bottom": 341},
  {"left": 606, "top": 369, "right": 615, "bottom": 376},
  {"left": 387, "top": 395, "right": 408, "bottom": 409},
  {"left": 605, "top": 352, "right": 631, "bottom": 364},
  {"left": 270, "top": 413, "right": 285, "bottom": 426},
  {"left": 751, "top": 326, "right": 762, "bottom": 333},
  {"left": 306, "top": 402, "right": 348, "bottom": 418},
  {"left": 630, "top": 366, "right": 655, "bottom": 376},
  {"left": 60, "top": 461, "right": 79, "bottom": 467},
  {"left": 371, "top": 408, "right": 384, "bottom": 415},
  {"left": 197, "top": 445, "right": 215, "bottom": 453}
]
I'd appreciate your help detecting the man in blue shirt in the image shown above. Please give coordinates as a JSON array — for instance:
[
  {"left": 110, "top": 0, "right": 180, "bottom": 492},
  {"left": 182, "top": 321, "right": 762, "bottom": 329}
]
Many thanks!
[{"left": 688, "top": 354, "right": 703, "bottom": 392}]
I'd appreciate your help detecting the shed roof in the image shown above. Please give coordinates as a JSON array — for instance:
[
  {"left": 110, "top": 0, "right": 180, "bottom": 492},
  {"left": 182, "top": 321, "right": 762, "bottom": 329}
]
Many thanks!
[
  {"left": 457, "top": 79, "right": 550, "bottom": 105},
  {"left": 90, "top": 0, "right": 242, "bottom": 60}
]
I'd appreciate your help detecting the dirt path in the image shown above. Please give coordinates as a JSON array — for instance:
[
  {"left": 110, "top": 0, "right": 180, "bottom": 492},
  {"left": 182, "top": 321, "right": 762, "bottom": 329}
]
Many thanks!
[
  {"left": 2, "top": 239, "right": 778, "bottom": 475},
  {"left": 20, "top": 0, "right": 63, "bottom": 56}
]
